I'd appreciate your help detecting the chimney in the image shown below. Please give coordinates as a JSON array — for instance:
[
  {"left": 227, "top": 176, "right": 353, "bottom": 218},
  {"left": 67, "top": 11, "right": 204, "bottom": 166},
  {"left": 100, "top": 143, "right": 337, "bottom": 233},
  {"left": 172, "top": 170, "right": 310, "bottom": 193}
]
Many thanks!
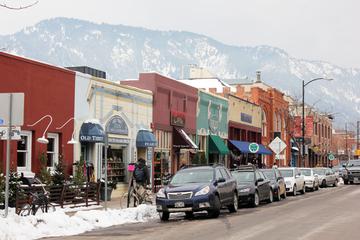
[{"left": 256, "top": 71, "right": 261, "bottom": 83}]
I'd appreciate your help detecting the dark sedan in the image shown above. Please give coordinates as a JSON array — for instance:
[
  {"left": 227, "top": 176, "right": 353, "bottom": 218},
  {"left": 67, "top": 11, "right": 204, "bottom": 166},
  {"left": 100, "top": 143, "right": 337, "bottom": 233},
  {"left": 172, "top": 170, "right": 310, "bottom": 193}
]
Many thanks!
[
  {"left": 156, "top": 165, "right": 238, "bottom": 221},
  {"left": 231, "top": 165, "right": 273, "bottom": 207},
  {"left": 260, "top": 168, "right": 287, "bottom": 201}
]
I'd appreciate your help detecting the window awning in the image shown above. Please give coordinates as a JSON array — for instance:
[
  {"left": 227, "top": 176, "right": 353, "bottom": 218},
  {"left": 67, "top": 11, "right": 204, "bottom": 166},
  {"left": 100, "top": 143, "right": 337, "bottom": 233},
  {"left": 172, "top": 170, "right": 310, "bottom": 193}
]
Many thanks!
[
  {"left": 79, "top": 119, "right": 105, "bottom": 143},
  {"left": 209, "top": 135, "right": 229, "bottom": 155},
  {"left": 229, "top": 140, "right": 272, "bottom": 155},
  {"left": 173, "top": 127, "right": 198, "bottom": 149},
  {"left": 136, "top": 129, "right": 157, "bottom": 147}
]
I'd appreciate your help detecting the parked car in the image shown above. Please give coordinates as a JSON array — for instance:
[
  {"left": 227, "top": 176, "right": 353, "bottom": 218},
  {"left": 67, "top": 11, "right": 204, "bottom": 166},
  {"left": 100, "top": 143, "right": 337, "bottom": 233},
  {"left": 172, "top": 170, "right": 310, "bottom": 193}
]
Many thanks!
[
  {"left": 332, "top": 164, "right": 345, "bottom": 179},
  {"left": 342, "top": 160, "right": 360, "bottom": 184},
  {"left": 156, "top": 165, "right": 238, "bottom": 221},
  {"left": 260, "top": 168, "right": 287, "bottom": 201},
  {"left": 299, "top": 168, "right": 320, "bottom": 191},
  {"left": 278, "top": 167, "right": 305, "bottom": 196},
  {"left": 313, "top": 168, "right": 337, "bottom": 187},
  {"left": 231, "top": 165, "right": 273, "bottom": 207}
]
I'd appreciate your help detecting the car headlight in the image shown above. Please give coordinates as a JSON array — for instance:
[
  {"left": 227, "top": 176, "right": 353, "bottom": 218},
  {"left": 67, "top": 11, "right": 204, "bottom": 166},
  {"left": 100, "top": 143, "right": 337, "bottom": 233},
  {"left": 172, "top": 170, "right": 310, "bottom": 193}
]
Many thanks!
[
  {"left": 239, "top": 187, "right": 251, "bottom": 193},
  {"left": 156, "top": 188, "right": 166, "bottom": 198},
  {"left": 195, "top": 186, "right": 210, "bottom": 196}
]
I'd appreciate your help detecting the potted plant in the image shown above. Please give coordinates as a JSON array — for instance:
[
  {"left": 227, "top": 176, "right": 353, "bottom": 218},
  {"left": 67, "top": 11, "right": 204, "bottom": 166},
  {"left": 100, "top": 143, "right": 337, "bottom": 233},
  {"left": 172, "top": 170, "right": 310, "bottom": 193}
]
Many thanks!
[{"left": 100, "top": 179, "right": 117, "bottom": 201}]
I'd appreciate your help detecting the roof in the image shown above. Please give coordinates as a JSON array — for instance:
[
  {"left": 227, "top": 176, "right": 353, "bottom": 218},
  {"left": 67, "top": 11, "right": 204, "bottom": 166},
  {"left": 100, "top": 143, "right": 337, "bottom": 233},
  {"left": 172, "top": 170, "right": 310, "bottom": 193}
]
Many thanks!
[{"left": 178, "top": 78, "right": 236, "bottom": 93}]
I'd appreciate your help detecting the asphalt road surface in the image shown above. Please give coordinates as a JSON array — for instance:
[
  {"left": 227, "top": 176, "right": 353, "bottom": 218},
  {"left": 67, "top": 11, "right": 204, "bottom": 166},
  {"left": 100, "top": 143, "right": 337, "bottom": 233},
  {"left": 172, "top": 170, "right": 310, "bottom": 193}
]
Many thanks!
[{"left": 51, "top": 184, "right": 360, "bottom": 240}]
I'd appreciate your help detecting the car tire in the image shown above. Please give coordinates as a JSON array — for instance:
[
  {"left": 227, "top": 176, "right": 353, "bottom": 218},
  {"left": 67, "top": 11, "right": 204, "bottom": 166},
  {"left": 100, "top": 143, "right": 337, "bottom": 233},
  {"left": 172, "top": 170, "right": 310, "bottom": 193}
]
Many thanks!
[
  {"left": 350, "top": 181, "right": 354, "bottom": 185},
  {"left": 208, "top": 195, "right": 221, "bottom": 218},
  {"left": 251, "top": 191, "right": 260, "bottom": 207},
  {"left": 321, "top": 180, "right": 326, "bottom": 188},
  {"left": 300, "top": 184, "right": 306, "bottom": 194},
  {"left": 159, "top": 211, "right": 170, "bottom": 221},
  {"left": 185, "top": 212, "right": 194, "bottom": 219},
  {"left": 293, "top": 185, "right": 297, "bottom": 196},
  {"left": 333, "top": 179, "right": 338, "bottom": 187},
  {"left": 344, "top": 180, "right": 349, "bottom": 185},
  {"left": 228, "top": 193, "right": 238, "bottom": 213},
  {"left": 276, "top": 188, "right": 281, "bottom": 201},
  {"left": 267, "top": 190, "right": 274, "bottom": 203}
]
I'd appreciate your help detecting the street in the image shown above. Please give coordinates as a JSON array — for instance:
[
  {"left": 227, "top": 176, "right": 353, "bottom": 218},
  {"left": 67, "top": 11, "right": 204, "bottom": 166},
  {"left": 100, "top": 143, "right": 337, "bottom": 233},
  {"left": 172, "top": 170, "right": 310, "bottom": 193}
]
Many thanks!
[{"left": 49, "top": 184, "right": 360, "bottom": 240}]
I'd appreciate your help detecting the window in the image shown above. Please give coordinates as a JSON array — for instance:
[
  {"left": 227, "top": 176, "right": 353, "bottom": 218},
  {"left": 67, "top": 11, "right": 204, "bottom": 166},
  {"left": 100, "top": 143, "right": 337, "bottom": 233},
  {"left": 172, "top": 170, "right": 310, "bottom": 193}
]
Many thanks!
[
  {"left": 220, "top": 168, "right": 230, "bottom": 179},
  {"left": 215, "top": 169, "right": 223, "bottom": 180},
  {"left": 47, "top": 133, "right": 59, "bottom": 169},
  {"left": 17, "top": 131, "right": 32, "bottom": 172},
  {"left": 255, "top": 171, "right": 262, "bottom": 180}
]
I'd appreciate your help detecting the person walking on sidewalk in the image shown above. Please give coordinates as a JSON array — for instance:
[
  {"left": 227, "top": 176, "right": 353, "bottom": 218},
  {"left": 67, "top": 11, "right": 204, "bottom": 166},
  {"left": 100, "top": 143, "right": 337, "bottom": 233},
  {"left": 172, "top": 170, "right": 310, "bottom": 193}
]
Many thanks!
[{"left": 133, "top": 158, "right": 149, "bottom": 187}]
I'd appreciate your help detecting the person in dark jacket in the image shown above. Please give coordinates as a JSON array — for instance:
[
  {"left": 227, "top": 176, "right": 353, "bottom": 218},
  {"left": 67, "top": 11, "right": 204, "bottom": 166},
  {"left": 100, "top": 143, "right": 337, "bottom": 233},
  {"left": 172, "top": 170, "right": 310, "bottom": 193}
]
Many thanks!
[{"left": 133, "top": 158, "right": 149, "bottom": 186}]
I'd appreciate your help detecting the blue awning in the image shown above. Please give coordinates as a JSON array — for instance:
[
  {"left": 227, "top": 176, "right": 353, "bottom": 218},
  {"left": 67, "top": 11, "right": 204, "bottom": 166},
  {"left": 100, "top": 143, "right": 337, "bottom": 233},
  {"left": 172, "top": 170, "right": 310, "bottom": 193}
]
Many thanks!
[
  {"left": 79, "top": 120, "right": 105, "bottom": 143},
  {"left": 229, "top": 140, "right": 272, "bottom": 155},
  {"left": 136, "top": 129, "right": 157, "bottom": 147}
]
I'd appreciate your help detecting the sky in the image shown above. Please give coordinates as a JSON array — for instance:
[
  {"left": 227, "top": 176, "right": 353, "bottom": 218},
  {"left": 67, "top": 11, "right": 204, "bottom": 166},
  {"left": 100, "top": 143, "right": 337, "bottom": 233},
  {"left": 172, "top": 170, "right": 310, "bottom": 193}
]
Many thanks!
[{"left": 0, "top": 0, "right": 359, "bottom": 68}]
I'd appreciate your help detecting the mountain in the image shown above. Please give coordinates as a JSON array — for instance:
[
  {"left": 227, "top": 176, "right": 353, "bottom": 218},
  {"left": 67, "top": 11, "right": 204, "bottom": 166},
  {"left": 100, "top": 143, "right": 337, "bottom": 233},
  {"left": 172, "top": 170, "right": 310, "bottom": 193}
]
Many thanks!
[{"left": 1, "top": 17, "right": 359, "bottom": 126}]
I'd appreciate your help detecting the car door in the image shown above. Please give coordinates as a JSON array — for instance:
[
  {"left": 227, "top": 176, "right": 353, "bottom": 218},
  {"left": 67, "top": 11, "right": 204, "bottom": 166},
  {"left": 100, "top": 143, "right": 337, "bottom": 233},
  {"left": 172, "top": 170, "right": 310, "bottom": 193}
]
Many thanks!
[
  {"left": 295, "top": 169, "right": 302, "bottom": 189},
  {"left": 255, "top": 170, "right": 267, "bottom": 200},
  {"left": 219, "top": 168, "right": 232, "bottom": 202},
  {"left": 329, "top": 169, "right": 336, "bottom": 184},
  {"left": 215, "top": 168, "right": 226, "bottom": 203}
]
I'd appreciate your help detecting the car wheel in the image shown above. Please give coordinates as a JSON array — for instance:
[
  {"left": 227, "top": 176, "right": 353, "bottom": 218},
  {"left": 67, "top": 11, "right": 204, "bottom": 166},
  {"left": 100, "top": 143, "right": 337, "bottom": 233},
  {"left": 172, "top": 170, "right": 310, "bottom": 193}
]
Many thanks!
[
  {"left": 344, "top": 180, "right": 349, "bottom": 185},
  {"left": 185, "top": 212, "right": 194, "bottom": 219},
  {"left": 252, "top": 191, "right": 260, "bottom": 207},
  {"left": 350, "top": 181, "right": 354, "bottom": 185},
  {"left": 267, "top": 190, "right": 274, "bottom": 203},
  {"left": 208, "top": 195, "right": 221, "bottom": 218},
  {"left": 228, "top": 193, "right": 238, "bottom": 213},
  {"left": 276, "top": 188, "right": 281, "bottom": 201},
  {"left": 321, "top": 180, "right": 326, "bottom": 187},
  {"left": 293, "top": 185, "right": 297, "bottom": 196},
  {"left": 333, "top": 179, "right": 338, "bottom": 187},
  {"left": 300, "top": 184, "right": 306, "bottom": 194},
  {"left": 159, "top": 211, "right": 170, "bottom": 221}
]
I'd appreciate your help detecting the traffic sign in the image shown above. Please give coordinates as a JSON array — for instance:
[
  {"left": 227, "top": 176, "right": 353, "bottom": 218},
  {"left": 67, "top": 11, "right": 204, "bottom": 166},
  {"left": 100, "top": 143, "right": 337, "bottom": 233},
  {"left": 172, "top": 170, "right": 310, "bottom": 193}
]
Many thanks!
[
  {"left": 0, "top": 127, "right": 21, "bottom": 140},
  {"left": 0, "top": 93, "right": 24, "bottom": 126},
  {"left": 269, "top": 137, "right": 287, "bottom": 155},
  {"left": 328, "top": 153, "right": 335, "bottom": 161},
  {"left": 249, "top": 143, "right": 260, "bottom": 153}
]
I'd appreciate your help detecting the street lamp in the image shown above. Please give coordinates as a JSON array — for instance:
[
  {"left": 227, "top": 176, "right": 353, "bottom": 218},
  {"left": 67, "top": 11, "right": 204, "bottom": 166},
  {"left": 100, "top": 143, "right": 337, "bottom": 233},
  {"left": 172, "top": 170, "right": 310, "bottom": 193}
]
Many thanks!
[
  {"left": 28, "top": 115, "right": 53, "bottom": 144},
  {"left": 56, "top": 117, "right": 78, "bottom": 144},
  {"left": 302, "top": 78, "right": 333, "bottom": 167}
]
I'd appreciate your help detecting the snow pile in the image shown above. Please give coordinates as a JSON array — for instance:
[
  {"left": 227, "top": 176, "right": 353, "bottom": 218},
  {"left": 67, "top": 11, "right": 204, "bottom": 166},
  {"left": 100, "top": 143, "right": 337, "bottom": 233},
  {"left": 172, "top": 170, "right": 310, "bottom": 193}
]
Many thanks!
[{"left": 0, "top": 205, "right": 157, "bottom": 240}]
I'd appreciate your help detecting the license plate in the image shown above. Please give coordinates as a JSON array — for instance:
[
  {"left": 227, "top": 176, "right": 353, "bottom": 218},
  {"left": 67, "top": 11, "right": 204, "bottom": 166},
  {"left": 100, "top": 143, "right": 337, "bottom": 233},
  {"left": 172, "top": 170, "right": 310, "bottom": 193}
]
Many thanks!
[{"left": 174, "top": 202, "right": 184, "bottom": 208}]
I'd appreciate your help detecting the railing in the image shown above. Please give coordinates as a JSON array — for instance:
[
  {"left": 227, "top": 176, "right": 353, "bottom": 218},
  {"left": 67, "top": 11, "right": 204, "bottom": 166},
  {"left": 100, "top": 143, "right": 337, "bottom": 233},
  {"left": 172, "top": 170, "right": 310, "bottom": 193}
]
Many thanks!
[{"left": 15, "top": 182, "right": 100, "bottom": 215}]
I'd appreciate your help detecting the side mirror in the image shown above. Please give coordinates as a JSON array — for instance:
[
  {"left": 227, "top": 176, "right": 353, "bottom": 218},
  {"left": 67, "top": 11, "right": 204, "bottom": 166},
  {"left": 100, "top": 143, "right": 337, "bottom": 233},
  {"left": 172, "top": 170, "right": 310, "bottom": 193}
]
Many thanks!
[
  {"left": 217, "top": 178, "right": 226, "bottom": 183},
  {"left": 295, "top": 174, "right": 300, "bottom": 178},
  {"left": 277, "top": 177, "right": 283, "bottom": 181},
  {"left": 314, "top": 174, "right": 318, "bottom": 178},
  {"left": 257, "top": 178, "right": 264, "bottom": 182},
  {"left": 342, "top": 164, "right": 346, "bottom": 168}
]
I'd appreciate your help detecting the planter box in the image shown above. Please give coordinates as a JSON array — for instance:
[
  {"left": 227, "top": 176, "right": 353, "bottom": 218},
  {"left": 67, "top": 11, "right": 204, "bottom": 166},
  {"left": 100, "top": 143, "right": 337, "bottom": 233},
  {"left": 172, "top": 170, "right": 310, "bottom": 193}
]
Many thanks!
[{"left": 100, "top": 187, "right": 113, "bottom": 201}]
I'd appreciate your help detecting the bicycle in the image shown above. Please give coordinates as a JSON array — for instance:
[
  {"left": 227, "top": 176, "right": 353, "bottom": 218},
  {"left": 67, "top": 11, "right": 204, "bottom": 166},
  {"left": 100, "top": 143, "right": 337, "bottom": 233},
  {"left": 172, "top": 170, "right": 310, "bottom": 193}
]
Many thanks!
[
  {"left": 18, "top": 179, "right": 56, "bottom": 216},
  {"left": 120, "top": 179, "right": 153, "bottom": 208}
]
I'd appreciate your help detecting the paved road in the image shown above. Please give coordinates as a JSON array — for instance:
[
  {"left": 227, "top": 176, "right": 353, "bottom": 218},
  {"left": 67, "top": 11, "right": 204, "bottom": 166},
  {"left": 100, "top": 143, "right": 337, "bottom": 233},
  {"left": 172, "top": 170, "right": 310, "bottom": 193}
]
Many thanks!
[{"left": 53, "top": 185, "right": 360, "bottom": 240}]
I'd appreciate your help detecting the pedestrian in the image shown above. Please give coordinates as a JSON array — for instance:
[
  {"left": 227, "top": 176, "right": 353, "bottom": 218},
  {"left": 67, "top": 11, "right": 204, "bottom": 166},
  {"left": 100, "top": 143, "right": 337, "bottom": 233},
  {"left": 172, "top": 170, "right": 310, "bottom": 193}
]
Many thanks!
[{"left": 133, "top": 158, "right": 149, "bottom": 187}]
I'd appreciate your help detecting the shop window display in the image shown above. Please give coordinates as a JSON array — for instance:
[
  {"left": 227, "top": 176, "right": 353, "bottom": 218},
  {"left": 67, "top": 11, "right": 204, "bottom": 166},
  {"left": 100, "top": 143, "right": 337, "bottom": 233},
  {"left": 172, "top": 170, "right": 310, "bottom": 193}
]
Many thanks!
[
  {"left": 153, "top": 151, "right": 170, "bottom": 192},
  {"left": 103, "top": 146, "right": 125, "bottom": 183}
]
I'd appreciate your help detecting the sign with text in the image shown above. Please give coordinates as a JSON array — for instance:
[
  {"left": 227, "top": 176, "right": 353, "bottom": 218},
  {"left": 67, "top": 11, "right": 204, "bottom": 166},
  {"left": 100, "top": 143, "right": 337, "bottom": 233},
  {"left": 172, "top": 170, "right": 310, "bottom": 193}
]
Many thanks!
[
  {"left": 293, "top": 116, "right": 302, "bottom": 138},
  {"left": 305, "top": 116, "right": 314, "bottom": 137},
  {"left": 240, "top": 113, "right": 252, "bottom": 124},
  {"left": 0, "top": 126, "right": 21, "bottom": 140},
  {"left": 0, "top": 93, "right": 24, "bottom": 126}
]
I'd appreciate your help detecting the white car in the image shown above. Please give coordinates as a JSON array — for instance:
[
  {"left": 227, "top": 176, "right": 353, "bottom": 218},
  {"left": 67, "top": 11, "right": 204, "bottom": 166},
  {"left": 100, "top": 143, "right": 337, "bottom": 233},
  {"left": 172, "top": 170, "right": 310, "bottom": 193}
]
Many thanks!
[
  {"left": 313, "top": 168, "right": 337, "bottom": 187},
  {"left": 279, "top": 167, "right": 305, "bottom": 196},
  {"left": 299, "top": 168, "right": 320, "bottom": 191}
]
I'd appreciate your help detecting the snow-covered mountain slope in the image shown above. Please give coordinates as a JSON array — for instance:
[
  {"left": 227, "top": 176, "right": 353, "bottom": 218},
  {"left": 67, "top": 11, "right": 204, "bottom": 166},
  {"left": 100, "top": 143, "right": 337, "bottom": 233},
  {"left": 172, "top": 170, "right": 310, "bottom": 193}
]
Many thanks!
[{"left": 1, "top": 17, "right": 359, "bottom": 124}]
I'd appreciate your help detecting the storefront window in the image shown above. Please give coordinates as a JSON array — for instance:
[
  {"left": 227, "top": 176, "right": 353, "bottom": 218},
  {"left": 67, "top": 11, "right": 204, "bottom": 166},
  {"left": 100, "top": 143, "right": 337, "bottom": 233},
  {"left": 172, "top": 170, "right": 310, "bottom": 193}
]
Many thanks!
[
  {"left": 47, "top": 133, "right": 59, "bottom": 168},
  {"left": 103, "top": 145, "right": 125, "bottom": 183},
  {"left": 17, "top": 131, "right": 32, "bottom": 171}
]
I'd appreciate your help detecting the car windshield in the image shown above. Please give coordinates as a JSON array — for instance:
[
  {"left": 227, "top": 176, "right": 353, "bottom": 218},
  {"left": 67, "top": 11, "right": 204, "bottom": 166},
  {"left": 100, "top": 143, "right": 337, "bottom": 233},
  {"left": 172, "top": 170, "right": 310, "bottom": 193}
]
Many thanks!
[
  {"left": 348, "top": 160, "right": 360, "bottom": 167},
  {"left": 279, "top": 169, "right": 294, "bottom": 177},
  {"left": 170, "top": 169, "right": 214, "bottom": 185},
  {"left": 232, "top": 171, "right": 254, "bottom": 183},
  {"left": 262, "top": 171, "right": 276, "bottom": 180},
  {"left": 300, "top": 169, "right": 311, "bottom": 176},
  {"left": 313, "top": 169, "right": 326, "bottom": 176}
]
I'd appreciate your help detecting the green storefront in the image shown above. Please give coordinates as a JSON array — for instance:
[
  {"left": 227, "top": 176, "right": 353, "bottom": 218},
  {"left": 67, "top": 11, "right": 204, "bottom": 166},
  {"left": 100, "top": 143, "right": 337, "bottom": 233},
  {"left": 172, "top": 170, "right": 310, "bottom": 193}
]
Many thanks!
[{"left": 194, "top": 90, "right": 229, "bottom": 166}]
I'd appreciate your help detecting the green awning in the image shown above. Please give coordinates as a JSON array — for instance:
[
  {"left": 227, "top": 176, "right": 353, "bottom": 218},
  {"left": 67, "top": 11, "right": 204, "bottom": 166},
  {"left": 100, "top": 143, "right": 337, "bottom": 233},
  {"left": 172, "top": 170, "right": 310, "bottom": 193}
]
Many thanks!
[{"left": 209, "top": 135, "right": 229, "bottom": 155}]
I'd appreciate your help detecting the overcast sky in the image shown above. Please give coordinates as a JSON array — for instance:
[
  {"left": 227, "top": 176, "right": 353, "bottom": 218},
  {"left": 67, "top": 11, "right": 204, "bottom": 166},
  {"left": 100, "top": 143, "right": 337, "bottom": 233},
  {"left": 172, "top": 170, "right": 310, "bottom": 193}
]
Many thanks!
[{"left": 1, "top": 0, "right": 359, "bottom": 68}]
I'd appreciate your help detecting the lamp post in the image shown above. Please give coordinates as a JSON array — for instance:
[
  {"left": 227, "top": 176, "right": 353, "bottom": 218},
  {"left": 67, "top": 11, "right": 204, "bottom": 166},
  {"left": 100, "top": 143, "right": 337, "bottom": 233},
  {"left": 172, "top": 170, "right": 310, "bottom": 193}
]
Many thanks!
[
  {"left": 28, "top": 115, "right": 53, "bottom": 144},
  {"left": 302, "top": 78, "right": 333, "bottom": 167},
  {"left": 56, "top": 117, "right": 78, "bottom": 145}
]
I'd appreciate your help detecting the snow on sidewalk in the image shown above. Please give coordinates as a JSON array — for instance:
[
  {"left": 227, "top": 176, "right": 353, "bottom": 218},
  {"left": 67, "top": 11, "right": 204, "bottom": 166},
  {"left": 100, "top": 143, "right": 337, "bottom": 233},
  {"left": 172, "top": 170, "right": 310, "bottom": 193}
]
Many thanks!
[{"left": 0, "top": 204, "right": 158, "bottom": 240}]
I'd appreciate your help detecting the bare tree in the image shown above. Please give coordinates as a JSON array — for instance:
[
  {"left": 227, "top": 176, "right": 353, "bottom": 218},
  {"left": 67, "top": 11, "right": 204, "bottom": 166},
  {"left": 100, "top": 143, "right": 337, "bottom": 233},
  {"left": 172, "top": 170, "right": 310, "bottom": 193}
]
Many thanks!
[{"left": 0, "top": 0, "right": 38, "bottom": 10}]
